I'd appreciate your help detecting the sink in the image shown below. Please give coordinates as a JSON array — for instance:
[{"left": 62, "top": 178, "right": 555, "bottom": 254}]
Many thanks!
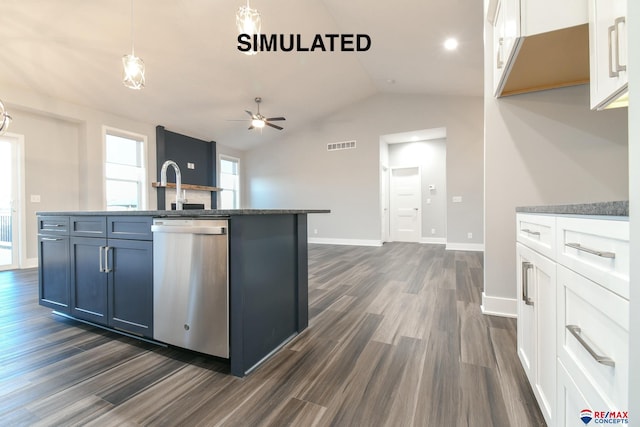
[{"left": 171, "top": 203, "right": 205, "bottom": 210}]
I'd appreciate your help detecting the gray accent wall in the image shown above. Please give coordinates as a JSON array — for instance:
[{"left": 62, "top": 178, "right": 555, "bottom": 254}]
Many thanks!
[
  {"left": 243, "top": 93, "right": 483, "bottom": 246},
  {"left": 483, "top": 9, "right": 629, "bottom": 308}
]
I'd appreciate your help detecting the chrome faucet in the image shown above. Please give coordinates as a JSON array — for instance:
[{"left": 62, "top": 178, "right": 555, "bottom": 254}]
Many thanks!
[{"left": 160, "top": 160, "right": 183, "bottom": 210}]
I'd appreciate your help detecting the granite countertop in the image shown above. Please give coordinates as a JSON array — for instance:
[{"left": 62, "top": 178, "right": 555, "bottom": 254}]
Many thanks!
[
  {"left": 37, "top": 209, "right": 331, "bottom": 216},
  {"left": 516, "top": 201, "right": 628, "bottom": 216}
]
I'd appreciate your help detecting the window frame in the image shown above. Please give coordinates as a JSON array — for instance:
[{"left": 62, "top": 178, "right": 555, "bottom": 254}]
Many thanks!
[
  {"left": 218, "top": 154, "right": 241, "bottom": 209},
  {"left": 102, "top": 126, "right": 148, "bottom": 211}
]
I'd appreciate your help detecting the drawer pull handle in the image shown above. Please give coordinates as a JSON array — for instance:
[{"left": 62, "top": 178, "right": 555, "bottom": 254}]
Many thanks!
[
  {"left": 566, "top": 325, "right": 615, "bottom": 367},
  {"left": 41, "top": 237, "right": 62, "bottom": 241},
  {"left": 565, "top": 242, "right": 615, "bottom": 259},
  {"left": 521, "top": 228, "right": 541, "bottom": 236},
  {"left": 43, "top": 224, "right": 64, "bottom": 227},
  {"left": 522, "top": 261, "right": 534, "bottom": 306}
]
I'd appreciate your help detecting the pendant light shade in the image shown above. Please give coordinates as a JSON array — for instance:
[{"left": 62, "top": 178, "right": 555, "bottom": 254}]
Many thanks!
[
  {"left": 0, "top": 99, "right": 11, "bottom": 136},
  {"left": 123, "top": 0, "right": 145, "bottom": 89},
  {"left": 123, "top": 54, "right": 145, "bottom": 90},
  {"left": 236, "top": 0, "right": 261, "bottom": 55}
]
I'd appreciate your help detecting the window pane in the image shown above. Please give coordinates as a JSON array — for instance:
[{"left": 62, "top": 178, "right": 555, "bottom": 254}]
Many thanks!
[
  {"left": 220, "top": 158, "right": 237, "bottom": 174},
  {"left": 106, "top": 134, "right": 140, "bottom": 166},
  {"left": 106, "top": 180, "right": 139, "bottom": 210}
]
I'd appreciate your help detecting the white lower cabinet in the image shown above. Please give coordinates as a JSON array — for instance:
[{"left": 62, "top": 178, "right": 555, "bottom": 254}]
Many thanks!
[
  {"left": 516, "top": 242, "right": 556, "bottom": 425},
  {"left": 515, "top": 213, "right": 629, "bottom": 427}
]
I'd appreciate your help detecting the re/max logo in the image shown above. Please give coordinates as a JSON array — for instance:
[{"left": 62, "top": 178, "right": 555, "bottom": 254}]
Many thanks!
[
  {"left": 594, "top": 412, "right": 629, "bottom": 419},
  {"left": 237, "top": 33, "right": 372, "bottom": 53}
]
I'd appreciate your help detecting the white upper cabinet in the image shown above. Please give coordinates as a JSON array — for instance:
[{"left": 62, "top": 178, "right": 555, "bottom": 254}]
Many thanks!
[
  {"left": 488, "top": 0, "right": 588, "bottom": 97},
  {"left": 589, "top": 0, "right": 628, "bottom": 110}
]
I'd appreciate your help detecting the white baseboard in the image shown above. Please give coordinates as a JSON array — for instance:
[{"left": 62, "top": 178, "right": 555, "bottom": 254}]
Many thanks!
[
  {"left": 308, "top": 238, "right": 383, "bottom": 247},
  {"left": 420, "top": 237, "right": 446, "bottom": 245},
  {"left": 21, "top": 257, "right": 38, "bottom": 269},
  {"left": 481, "top": 292, "right": 517, "bottom": 318},
  {"left": 446, "top": 242, "right": 485, "bottom": 252}
]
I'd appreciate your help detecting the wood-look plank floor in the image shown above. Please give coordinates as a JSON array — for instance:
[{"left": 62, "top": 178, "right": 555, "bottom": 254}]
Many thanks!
[{"left": 0, "top": 243, "right": 546, "bottom": 426}]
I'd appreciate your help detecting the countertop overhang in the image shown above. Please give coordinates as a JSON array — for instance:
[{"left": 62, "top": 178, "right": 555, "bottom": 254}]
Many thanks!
[
  {"left": 516, "top": 201, "right": 628, "bottom": 217},
  {"left": 37, "top": 209, "right": 331, "bottom": 216}
]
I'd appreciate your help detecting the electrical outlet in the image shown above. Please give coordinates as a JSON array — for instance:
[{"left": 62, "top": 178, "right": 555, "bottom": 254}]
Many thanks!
[
  {"left": 426, "top": 198, "right": 431, "bottom": 204},
  {"left": 30, "top": 195, "right": 41, "bottom": 203},
  {"left": 313, "top": 229, "right": 318, "bottom": 235},
  {"left": 431, "top": 228, "right": 436, "bottom": 235},
  {"left": 187, "top": 162, "right": 195, "bottom": 169},
  {"left": 452, "top": 196, "right": 462, "bottom": 203},
  {"left": 467, "top": 232, "right": 473, "bottom": 239}
]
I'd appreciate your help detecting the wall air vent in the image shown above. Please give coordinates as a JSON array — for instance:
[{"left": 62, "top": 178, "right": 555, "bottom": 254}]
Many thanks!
[{"left": 327, "top": 140, "right": 356, "bottom": 151}]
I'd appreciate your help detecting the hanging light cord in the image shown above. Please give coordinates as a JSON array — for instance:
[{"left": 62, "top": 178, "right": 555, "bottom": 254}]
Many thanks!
[{"left": 130, "top": 0, "right": 135, "bottom": 56}]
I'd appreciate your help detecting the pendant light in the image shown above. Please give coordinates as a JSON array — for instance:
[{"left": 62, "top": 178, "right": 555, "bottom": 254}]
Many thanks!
[
  {"left": 236, "top": 0, "right": 261, "bottom": 55},
  {"left": 0, "top": 99, "right": 11, "bottom": 135},
  {"left": 122, "top": 0, "right": 145, "bottom": 89}
]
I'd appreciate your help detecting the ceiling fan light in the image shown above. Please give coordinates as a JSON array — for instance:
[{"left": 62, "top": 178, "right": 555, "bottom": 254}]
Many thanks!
[
  {"left": 0, "top": 99, "right": 11, "bottom": 135},
  {"left": 252, "top": 118, "right": 265, "bottom": 128},
  {"left": 122, "top": 54, "right": 145, "bottom": 89}
]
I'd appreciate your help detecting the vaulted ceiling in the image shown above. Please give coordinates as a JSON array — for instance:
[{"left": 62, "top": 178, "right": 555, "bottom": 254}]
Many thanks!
[{"left": 0, "top": 0, "right": 483, "bottom": 150}]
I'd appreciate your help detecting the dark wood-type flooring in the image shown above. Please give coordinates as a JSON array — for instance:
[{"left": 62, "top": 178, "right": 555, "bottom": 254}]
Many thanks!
[{"left": 0, "top": 243, "right": 545, "bottom": 426}]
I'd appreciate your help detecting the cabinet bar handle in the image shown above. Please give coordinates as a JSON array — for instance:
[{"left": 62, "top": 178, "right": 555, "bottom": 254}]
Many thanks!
[
  {"left": 41, "top": 237, "right": 62, "bottom": 241},
  {"left": 43, "top": 223, "right": 64, "bottom": 227},
  {"left": 104, "top": 246, "right": 112, "bottom": 273},
  {"left": 521, "top": 228, "right": 541, "bottom": 236},
  {"left": 522, "top": 261, "right": 534, "bottom": 306},
  {"left": 608, "top": 24, "right": 619, "bottom": 78},
  {"left": 565, "top": 242, "right": 615, "bottom": 259},
  {"left": 566, "top": 325, "right": 615, "bottom": 367},
  {"left": 614, "top": 16, "right": 626, "bottom": 73},
  {"left": 99, "top": 246, "right": 105, "bottom": 273},
  {"left": 496, "top": 37, "right": 504, "bottom": 69}
]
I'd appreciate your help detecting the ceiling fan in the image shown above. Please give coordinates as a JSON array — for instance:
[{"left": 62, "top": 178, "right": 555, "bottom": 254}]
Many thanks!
[{"left": 245, "top": 97, "right": 286, "bottom": 131}]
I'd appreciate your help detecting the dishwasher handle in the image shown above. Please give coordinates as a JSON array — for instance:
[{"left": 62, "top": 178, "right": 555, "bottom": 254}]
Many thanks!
[{"left": 151, "top": 224, "right": 227, "bottom": 235}]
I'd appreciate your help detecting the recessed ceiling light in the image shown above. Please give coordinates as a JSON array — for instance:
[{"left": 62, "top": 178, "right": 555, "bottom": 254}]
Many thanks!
[{"left": 444, "top": 38, "right": 459, "bottom": 51}]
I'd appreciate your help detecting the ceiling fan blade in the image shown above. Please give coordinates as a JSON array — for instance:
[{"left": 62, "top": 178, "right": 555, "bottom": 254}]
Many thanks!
[
  {"left": 266, "top": 117, "right": 286, "bottom": 121},
  {"left": 248, "top": 125, "right": 254, "bottom": 130},
  {"left": 266, "top": 122, "right": 284, "bottom": 130},
  {"left": 245, "top": 110, "right": 255, "bottom": 118}
]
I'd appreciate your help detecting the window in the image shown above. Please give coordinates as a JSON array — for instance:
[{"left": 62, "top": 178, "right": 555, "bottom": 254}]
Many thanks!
[
  {"left": 219, "top": 155, "right": 240, "bottom": 209},
  {"left": 104, "top": 129, "right": 147, "bottom": 210}
]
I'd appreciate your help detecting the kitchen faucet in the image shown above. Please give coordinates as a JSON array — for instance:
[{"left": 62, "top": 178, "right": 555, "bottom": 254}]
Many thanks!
[{"left": 160, "top": 160, "right": 184, "bottom": 210}]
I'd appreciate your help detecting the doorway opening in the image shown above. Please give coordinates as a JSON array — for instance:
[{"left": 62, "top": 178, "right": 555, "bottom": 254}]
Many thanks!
[
  {"left": 0, "top": 134, "right": 24, "bottom": 270},
  {"left": 380, "top": 127, "right": 447, "bottom": 244}
]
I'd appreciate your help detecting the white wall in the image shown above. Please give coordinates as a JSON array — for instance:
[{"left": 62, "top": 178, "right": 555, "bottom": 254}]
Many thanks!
[
  {"left": 0, "top": 84, "right": 157, "bottom": 263},
  {"left": 627, "top": 0, "right": 639, "bottom": 416},
  {"left": 244, "top": 92, "right": 484, "bottom": 247},
  {"left": 388, "top": 139, "right": 447, "bottom": 242},
  {"left": 483, "top": 10, "right": 629, "bottom": 315}
]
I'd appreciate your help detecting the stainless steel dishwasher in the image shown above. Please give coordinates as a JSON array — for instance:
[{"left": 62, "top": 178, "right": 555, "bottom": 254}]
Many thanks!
[{"left": 151, "top": 218, "right": 229, "bottom": 358}]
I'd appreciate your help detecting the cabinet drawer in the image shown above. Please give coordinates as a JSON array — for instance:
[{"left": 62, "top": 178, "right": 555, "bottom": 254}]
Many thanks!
[
  {"left": 516, "top": 213, "right": 556, "bottom": 259},
  {"left": 107, "top": 216, "right": 152, "bottom": 241},
  {"left": 38, "top": 216, "right": 70, "bottom": 235},
  {"left": 556, "top": 216, "right": 629, "bottom": 298},
  {"left": 557, "top": 265, "right": 628, "bottom": 410},
  {"left": 557, "top": 359, "right": 612, "bottom": 427},
  {"left": 70, "top": 216, "right": 107, "bottom": 237}
]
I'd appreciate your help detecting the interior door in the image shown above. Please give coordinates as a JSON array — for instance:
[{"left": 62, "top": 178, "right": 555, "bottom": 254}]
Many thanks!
[
  {"left": 0, "top": 135, "right": 20, "bottom": 270},
  {"left": 390, "top": 166, "right": 421, "bottom": 242}
]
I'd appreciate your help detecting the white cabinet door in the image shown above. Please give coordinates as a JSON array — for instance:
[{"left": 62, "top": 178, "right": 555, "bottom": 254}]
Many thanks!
[
  {"left": 589, "top": 0, "right": 628, "bottom": 110},
  {"left": 516, "top": 243, "right": 556, "bottom": 426}
]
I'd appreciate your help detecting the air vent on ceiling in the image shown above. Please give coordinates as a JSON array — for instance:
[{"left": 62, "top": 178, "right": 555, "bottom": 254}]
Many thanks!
[{"left": 327, "top": 140, "right": 356, "bottom": 151}]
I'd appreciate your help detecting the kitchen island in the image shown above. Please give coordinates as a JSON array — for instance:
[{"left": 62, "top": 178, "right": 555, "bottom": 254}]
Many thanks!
[{"left": 37, "top": 209, "right": 329, "bottom": 377}]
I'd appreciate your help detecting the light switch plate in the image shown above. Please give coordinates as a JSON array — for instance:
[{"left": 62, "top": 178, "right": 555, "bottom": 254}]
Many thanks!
[
  {"left": 187, "top": 162, "right": 195, "bottom": 169},
  {"left": 30, "top": 195, "right": 41, "bottom": 203},
  {"left": 452, "top": 196, "right": 462, "bottom": 203}
]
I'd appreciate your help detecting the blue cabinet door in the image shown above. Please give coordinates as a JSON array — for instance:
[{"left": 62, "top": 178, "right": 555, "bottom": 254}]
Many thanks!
[
  {"left": 107, "top": 239, "right": 153, "bottom": 337},
  {"left": 70, "top": 237, "right": 108, "bottom": 325}
]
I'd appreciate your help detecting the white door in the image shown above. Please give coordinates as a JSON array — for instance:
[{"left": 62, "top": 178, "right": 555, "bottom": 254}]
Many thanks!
[
  {"left": 0, "top": 135, "right": 21, "bottom": 270},
  {"left": 381, "top": 165, "right": 390, "bottom": 242},
  {"left": 390, "top": 167, "right": 421, "bottom": 242}
]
